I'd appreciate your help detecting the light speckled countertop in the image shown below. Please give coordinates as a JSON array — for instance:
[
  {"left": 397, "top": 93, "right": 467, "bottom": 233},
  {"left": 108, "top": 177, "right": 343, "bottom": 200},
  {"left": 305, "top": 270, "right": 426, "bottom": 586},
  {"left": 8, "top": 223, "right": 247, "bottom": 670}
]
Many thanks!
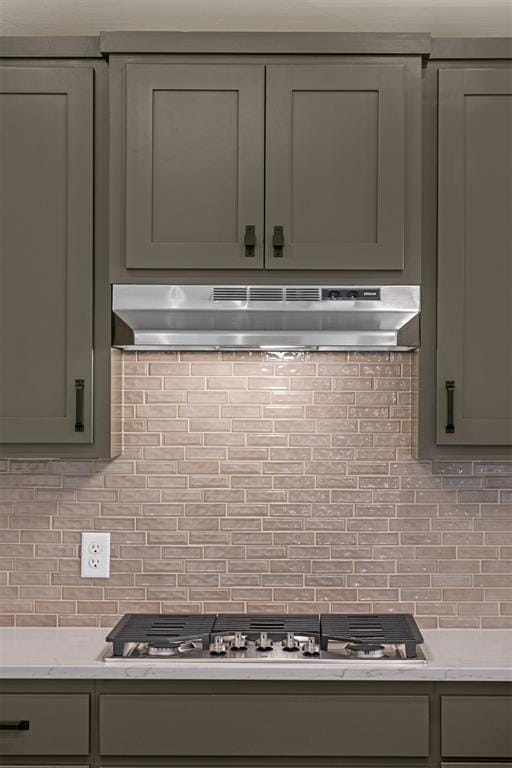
[{"left": 0, "top": 628, "right": 510, "bottom": 680}]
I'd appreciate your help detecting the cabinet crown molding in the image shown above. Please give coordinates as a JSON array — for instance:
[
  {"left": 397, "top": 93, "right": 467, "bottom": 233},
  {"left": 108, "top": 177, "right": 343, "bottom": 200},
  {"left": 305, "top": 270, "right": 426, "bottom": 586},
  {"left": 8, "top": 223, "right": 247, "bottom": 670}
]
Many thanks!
[
  {"left": 100, "top": 31, "right": 432, "bottom": 56},
  {"left": 0, "top": 36, "right": 101, "bottom": 58}
]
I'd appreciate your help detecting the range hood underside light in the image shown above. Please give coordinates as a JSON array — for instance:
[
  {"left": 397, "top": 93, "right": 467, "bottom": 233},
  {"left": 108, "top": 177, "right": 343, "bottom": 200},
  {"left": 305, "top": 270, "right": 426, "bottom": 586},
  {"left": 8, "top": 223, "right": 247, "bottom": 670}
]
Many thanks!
[{"left": 112, "top": 285, "right": 421, "bottom": 352}]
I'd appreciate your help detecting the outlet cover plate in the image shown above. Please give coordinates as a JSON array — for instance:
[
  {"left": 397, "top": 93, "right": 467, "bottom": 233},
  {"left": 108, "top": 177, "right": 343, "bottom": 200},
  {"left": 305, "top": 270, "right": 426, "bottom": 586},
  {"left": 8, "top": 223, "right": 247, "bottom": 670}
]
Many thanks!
[{"left": 81, "top": 532, "right": 110, "bottom": 578}]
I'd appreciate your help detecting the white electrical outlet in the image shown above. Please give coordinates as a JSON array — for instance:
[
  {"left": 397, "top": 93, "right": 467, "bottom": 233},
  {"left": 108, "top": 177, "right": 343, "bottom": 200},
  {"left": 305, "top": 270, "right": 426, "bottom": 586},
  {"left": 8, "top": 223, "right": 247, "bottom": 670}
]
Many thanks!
[{"left": 81, "top": 532, "right": 110, "bottom": 578}]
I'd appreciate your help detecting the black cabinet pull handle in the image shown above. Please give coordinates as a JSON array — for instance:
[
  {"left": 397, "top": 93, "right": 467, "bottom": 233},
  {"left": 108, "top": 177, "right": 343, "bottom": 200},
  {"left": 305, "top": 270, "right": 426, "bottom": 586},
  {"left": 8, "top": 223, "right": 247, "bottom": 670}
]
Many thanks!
[
  {"left": 445, "top": 380, "right": 455, "bottom": 434},
  {"left": 75, "top": 379, "right": 85, "bottom": 433},
  {"left": 243, "top": 225, "right": 256, "bottom": 257},
  {"left": 272, "top": 225, "right": 285, "bottom": 257},
  {"left": 0, "top": 720, "right": 30, "bottom": 731}
]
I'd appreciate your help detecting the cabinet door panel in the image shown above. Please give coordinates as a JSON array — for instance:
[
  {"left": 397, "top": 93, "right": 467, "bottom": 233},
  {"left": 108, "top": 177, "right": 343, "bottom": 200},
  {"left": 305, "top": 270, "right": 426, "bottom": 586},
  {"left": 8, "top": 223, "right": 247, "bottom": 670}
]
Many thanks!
[
  {"left": 265, "top": 64, "right": 405, "bottom": 270},
  {"left": 442, "top": 696, "right": 512, "bottom": 758},
  {"left": 437, "top": 68, "right": 512, "bottom": 445},
  {"left": 0, "top": 694, "right": 89, "bottom": 755},
  {"left": 125, "top": 64, "right": 264, "bottom": 269},
  {"left": 100, "top": 693, "right": 428, "bottom": 756},
  {"left": 0, "top": 67, "right": 93, "bottom": 443}
]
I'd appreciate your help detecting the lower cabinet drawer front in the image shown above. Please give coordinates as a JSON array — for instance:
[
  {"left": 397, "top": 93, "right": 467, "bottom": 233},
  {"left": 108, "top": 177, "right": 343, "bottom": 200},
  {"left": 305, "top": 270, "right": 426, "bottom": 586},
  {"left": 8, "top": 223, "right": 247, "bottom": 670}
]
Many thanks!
[
  {"left": 99, "top": 694, "right": 429, "bottom": 756},
  {"left": 441, "top": 764, "right": 512, "bottom": 767},
  {"left": 0, "top": 695, "right": 89, "bottom": 755},
  {"left": 442, "top": 696, "right": 512, "bottom": 758}
]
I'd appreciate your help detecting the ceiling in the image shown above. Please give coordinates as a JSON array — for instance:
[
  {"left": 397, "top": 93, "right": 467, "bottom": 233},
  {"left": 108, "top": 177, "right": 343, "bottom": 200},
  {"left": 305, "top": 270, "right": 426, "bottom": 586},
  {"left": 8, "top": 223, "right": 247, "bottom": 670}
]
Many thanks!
[{"left": 1, "top": 0, "right": 511, "bottom": 37}]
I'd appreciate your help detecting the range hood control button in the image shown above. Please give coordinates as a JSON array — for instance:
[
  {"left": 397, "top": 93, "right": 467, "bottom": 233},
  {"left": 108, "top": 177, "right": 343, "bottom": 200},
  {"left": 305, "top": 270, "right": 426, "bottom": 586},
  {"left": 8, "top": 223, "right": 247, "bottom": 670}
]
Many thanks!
[{"left": 321, "top": 288, "right": 381, "bottom": 301}]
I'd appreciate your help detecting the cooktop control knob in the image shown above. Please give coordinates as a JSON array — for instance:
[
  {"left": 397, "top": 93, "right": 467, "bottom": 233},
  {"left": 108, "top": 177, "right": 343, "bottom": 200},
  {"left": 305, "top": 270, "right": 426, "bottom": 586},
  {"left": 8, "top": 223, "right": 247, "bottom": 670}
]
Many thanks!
[
  {"left": 302, "top": 637, "right": 320, "bottom": 657},
  {"left": 229, "top": 631, "right": 248, "bottom": 651},
  {"left": 209, "top": 636, "right": 227, "bottom": 656},
  {"left": 255, "top": 631, "right": 274, "bottom": 651},
  {"left": 282, "top": 632, "right": 300, "bottom": 652}
]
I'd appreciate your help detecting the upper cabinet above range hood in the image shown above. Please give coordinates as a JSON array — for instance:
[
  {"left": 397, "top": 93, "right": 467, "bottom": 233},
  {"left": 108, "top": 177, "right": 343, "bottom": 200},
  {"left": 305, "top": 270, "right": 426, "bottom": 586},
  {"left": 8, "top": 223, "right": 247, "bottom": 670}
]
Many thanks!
[{"left": 112, "top": 285, "right": 420, "bottom": 351}]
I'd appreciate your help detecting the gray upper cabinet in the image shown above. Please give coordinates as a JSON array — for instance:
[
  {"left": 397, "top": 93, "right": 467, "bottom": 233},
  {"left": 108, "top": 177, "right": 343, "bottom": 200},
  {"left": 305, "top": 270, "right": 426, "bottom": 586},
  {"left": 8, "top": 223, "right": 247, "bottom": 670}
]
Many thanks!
[
  {"left": 124, "top": 63, "right": 265, "bottom": 269},
  {"left": 0, "top": 66, "right": 93, "bottom": 444},
  {"left": 436, "top": 67, "right": 512, "bottom": 446},
  {"left": 111, "top": 55, "right": 421, "bottom": 281},
  {"left": 0, "top": 57, "right": 116, "bottom": 458},
  {"left": 265, "top": 64, "right": 406, "bottom": 270}
]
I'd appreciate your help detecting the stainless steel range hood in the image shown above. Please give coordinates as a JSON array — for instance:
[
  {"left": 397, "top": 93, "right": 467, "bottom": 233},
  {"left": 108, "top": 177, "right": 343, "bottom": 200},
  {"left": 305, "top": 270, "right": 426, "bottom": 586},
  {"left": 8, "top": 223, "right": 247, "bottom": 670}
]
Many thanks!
[{"left": 112, "top": 285, "right": 420, "bottom": 351}]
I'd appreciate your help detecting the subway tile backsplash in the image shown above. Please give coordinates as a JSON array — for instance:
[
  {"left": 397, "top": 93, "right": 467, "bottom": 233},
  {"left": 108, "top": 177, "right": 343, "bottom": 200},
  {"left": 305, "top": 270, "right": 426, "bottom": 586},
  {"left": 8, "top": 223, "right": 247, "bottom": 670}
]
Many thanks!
[{"left": 0, "top": 350, "right": 511, "bottom": 628}]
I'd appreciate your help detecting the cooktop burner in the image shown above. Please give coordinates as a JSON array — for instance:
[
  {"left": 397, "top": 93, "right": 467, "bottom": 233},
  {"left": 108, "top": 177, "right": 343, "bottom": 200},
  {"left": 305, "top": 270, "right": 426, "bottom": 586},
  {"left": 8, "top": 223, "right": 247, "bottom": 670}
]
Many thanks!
[
  {"left": 320, "top": 613, "right": 424, "bottom": 659},
  {"left": 346, "top": 643, "right": 386, "bottom": 659},
  {"left": 105, "top": 613, "right": 215, "bottom": 658},
  {"left": 104, "top": 613, "right": 426, "bottom": 664}
]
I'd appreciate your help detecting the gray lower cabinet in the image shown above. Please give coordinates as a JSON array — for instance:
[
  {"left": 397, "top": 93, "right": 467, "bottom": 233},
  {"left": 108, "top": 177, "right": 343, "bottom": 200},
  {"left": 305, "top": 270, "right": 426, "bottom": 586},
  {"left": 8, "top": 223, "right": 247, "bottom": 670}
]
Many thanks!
[
  {"left": 111, "top": 55, "right": 420, "bottom": 280},
  {"left": 0, "top": 694, "right": 89, "bottom": 755},
  {"left": 1, "top": 680, "right": 510, "bottom": 764},
  {"left": 99, "top": 693, "right": 429, "bottom": 756},
  {"left": 0, "top": 61, "right": 117, "bottom": 457},
  {"left": 436, "top": 67, "right": 512, "bottom": 446}
]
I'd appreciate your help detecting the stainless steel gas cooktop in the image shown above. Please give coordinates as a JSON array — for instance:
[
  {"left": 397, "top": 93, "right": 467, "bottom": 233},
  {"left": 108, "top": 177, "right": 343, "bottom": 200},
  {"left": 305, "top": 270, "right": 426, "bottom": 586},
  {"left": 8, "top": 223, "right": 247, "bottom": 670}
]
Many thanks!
[{"left": 103, "top": 613, "right": 427, "bottom": 665}]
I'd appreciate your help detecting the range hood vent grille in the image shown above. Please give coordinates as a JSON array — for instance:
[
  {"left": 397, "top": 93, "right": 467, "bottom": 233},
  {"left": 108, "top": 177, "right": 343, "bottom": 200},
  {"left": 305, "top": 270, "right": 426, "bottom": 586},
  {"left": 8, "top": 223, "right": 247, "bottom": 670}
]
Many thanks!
[
  {"left": 249, "top": 287, "right": 284, "bottom": 302},
  {"left": 213, "top": 287, "right": 322, "bottom": 303},
  {"left": 285, "top": 288, "right": 321, "bottom": 302},
  {"left": 213, "top": 287, "right": 248, "bottom": 302}
]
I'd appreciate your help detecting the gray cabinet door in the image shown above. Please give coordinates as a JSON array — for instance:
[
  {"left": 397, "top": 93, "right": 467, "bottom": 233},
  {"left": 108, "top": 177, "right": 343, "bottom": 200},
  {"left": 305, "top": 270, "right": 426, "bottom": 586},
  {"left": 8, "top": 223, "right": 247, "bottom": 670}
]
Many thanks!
[
  {"left": 124, "top": 64, "right": 264, "bottom": 269},
  {"left": 0, "top": 66, "right": 93, "bottom": 444},
  {"left": 265, "top": 64, "right": 406, "bottom": 270},
  {"left": 437, "top": 68, "right": 512, "bottom": 445}
]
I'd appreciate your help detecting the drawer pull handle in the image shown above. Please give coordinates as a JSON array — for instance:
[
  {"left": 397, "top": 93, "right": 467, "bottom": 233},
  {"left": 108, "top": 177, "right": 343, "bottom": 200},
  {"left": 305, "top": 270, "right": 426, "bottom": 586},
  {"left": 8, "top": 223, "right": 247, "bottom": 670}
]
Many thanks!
[
  {"left": 0, "top": 720, "right": 30, "bottom": 731},
  {"left": 272, "top": 225, "right": 285, "bottom": 257},
  {"left": 445, "top": 379, "right": 455, "bottom": 434},
  {"left": 75, "top": 378, "right": 85, "bottom": 433},
  {"left": 244, "top": 225, "right": 256, "bottom": 257}
]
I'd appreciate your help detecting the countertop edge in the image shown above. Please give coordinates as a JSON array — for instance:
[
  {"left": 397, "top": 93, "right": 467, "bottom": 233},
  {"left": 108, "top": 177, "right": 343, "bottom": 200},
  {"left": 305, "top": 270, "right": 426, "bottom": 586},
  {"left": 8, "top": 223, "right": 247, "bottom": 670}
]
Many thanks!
[{"left": 1, "top": 664, "right": 511, "bottom": 682}]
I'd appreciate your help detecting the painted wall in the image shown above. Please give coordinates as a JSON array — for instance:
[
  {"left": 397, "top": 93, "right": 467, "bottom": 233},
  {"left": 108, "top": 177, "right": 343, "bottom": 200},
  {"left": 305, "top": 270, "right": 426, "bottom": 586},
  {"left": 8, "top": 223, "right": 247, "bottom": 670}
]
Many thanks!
[
  {"left": 1, "top": 0, "right": 511, "bottom": 37},
  {"left": 1, "top": 350, "right": 511, "bottom": 629}
]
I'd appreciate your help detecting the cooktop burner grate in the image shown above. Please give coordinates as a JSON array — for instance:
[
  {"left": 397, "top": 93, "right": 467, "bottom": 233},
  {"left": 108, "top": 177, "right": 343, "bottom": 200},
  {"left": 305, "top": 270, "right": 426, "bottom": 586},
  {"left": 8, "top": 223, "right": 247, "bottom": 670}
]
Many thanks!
[
  {"left": 106, "top": 613, "right": 216, "bottom": 657},
  {"left": 212, "top": 613, "right": 321, "bottom": 640},
  {"left": 320, "top": 613, "right": 424, "bottom": 658}
]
